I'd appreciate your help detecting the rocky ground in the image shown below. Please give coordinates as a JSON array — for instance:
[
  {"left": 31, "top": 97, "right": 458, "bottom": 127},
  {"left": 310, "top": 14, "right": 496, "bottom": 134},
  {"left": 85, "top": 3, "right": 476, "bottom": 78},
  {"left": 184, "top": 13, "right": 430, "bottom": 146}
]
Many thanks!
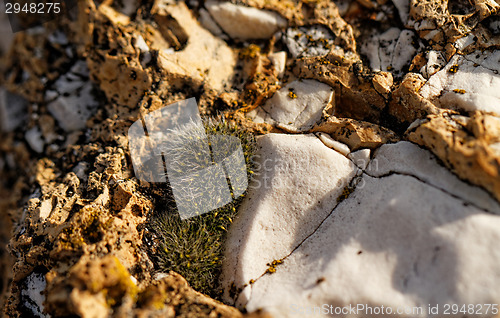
[{"left": 0, "top": 0, "right": 499, "bottom": 317}]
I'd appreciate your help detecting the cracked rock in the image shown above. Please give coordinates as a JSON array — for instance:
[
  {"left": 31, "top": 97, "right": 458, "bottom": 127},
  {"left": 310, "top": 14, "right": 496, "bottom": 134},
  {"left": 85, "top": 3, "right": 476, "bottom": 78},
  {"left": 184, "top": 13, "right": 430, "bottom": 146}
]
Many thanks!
[
  {"left": 225, "top": 140, "right": 500, "bottom": 316},
  {"left": 282, "top": 25, "right": 336, "bottom": 58},
  {"left": 221, "top": 133, "right": 358, "bottom": 306},
  {"left": 408, "top": 112, "right": 500, "bottom": 203},
  {"left": 361, "top": 28, "right": 421, "bottom": 78},
  {"left": 205, "top": 1, "right": 287, "bottom": 40},
  {"left": 249, "top": 80, "right": 334, "bottom": 132},
  {"left": 419, "top": 50, "right": 500, "bottom": 116},
  {"left": 47, "top": 81, "right": 98, "bottom": 132}
]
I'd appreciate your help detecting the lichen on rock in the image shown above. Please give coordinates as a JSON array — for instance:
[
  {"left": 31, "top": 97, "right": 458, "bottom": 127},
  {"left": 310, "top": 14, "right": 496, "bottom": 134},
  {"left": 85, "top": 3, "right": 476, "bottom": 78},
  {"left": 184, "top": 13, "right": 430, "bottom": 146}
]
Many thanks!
[{"left": 1, "top": 0, "right": 500, "bottom": 317}]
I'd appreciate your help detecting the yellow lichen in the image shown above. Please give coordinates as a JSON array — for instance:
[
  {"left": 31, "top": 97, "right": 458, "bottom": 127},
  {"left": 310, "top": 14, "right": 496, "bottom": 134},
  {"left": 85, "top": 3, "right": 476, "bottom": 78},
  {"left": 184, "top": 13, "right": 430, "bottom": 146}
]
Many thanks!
[
  {"left": 449, "top": 64, "right": 459, "bottom": 73},
  {"left": 239, "top": 44, "right": 261, "bottom": 59}
]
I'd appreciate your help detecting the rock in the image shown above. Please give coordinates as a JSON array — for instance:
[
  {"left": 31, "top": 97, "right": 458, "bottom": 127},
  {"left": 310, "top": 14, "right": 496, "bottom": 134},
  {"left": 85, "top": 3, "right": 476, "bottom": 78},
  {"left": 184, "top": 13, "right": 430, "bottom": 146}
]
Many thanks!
[
  {"left": 419, "top": 50, "right": 500, "bottom": 116},
  {"left": 44, "top": 60, "right": 98, "bottom": 132},
  {"left": 0, "top": 4, "right": 13, "bottom": 55},
  {"left": 21, "top": 272, "right": 48, "bottom": 318},
  {"left": 392, "top": 0, "right": 410, "bottom": 24},
  {"left": 221, "top": 133, "right": 359, "bottom": 305},
  {"left": 0, "top": 88, "right": 29, "bottom": 132},
  {"left": 25, "top": 127, "right": 44, "bottom": 153},
  {"left": 316, "top": 132, "right": 350, "bottom": 156},
  {"left": 360, "top": 28, "right": 421, "bottom": 78},
  {"left": 347, "top": 148, "right": 371, "bottom": 170},
  {"left": 223, "top": 140, "right": 500, "bottom": 316},
  {"left": 249, "top": 80, "right": 333, "bottom": 132},
  {"left": 205, "top": 1, "right": 287, "bottom": 40},
  {"left": 136, "top": 271, "right": 244, "bottom": 317},
  {"left": 268, "top": 51, "right": 286, "bottom": 79},
  {"left": 408, "top": 112, "right": 500, "bottom": 203},
  {"left": 153, "top": 1, "right": 237, "bottom": 91},
  {"left": 2, "top": 0, "right": 500, "bottom": 316},
  {"left": 47, "top": 81, "right": 98, "bottom": 132},
  {"left": 388, "top": 72, "right": 440, "bottom": 125},
  {"left": 310, "top": 116, "right": 399, "bottom": 150},
  {"left": 366, "top": 141, "right": 500, "bottom": 214},
  {"left": 419, "top": 50, "right": 446, "bottom": 78},
  {"left": 372, "top": 72, "right": 393, "bottom": 98},
  {"left": 282, "top": 26, "right": 336, "bottom": 58},
  {"left": 199, "top": 8, "right": 225, "bottom": 38}
]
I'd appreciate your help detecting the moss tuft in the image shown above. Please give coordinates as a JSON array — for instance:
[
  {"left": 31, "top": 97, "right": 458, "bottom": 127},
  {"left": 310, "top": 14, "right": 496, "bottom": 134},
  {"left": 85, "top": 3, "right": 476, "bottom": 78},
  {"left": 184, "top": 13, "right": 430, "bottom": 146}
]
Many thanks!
[{"left": 144, "top": 116, "right": 257, "bottom": 299}]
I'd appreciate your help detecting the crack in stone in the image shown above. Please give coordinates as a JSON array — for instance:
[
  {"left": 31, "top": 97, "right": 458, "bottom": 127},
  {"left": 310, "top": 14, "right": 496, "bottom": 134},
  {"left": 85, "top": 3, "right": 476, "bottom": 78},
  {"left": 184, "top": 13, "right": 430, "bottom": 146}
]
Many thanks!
[
  {"left": 239, "top": 165, "right": 498, "bottom": 306},
  {"left": 240, "top": 170, "right": 361, "bottom": 305},
  {"left": 364, "top": 170, "right": 499, "bottom": 215}
]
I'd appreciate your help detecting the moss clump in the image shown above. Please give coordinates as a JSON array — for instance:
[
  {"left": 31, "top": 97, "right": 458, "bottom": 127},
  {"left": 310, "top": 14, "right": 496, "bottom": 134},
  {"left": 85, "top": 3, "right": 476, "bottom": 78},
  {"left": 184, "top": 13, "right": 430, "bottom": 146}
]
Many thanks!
[{"left": 145, "top": 116, "right": 257, "bottom": 299}]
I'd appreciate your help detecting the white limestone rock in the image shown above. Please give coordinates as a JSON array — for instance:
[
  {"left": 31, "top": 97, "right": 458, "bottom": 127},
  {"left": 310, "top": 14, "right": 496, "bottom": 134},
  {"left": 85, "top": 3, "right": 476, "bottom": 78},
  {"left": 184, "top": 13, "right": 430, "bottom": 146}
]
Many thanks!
[
  {"left": 366, "top": 142, "right": 500, "bottom": 214},
  {"left": 223, "top": 141, "right": 500, "bottom": 317},
  {"left": 25, "top": 127, "right": 44, "bottom": 153},
  {"left": 420, "top": 50, "right": 446, "bottom": 79},
  {"left": 199, "top": 8, "right": 225, "bottom": 38},
  {"left": 419, "top": 50, "right": 500, "bottom": 116},
  {"left": 0, "top": 87, "right": 29, "bottom": 132},
  {"left": 205, "top": 1, "right": 286, "bottom": 40},
  {"left": 251, "top": 80, "right": 333, "bottom": 132},
  {"left": 316, "top": 132, "right": 350, "bottom": 156},
  {"left": 361, "top": 28, "right": 421, "bottom": 78},
  {"left": 21, "top": 273, "right": 49, "bottom": 318},
  {"left": 347, "top": 148, "right": 371, "bottom": 170},
  {"left": 46, "top": 61, "right": 98, "bottom": 132},
  {"left": 47, "top": 81, "right": 98, "bottom": 132},
  {"left": 282, "top": 26, "right": 335, "bottom": 58},
  {"left": 269, "top": 51, "right": 287, "bottom": 79},
  {"left": 392, "top": 0, "right": 410, "bottom": 25},
  {"left": 221, "top": 133, "right": 358, "bottom": 306}
]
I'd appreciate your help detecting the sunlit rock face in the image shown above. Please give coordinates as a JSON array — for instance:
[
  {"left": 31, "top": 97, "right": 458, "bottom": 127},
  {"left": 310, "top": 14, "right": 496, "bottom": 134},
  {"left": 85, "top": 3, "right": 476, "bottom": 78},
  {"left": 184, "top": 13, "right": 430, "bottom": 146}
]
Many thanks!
[{"left": 222, "top": 139, "right": 500, "bottom": 317}]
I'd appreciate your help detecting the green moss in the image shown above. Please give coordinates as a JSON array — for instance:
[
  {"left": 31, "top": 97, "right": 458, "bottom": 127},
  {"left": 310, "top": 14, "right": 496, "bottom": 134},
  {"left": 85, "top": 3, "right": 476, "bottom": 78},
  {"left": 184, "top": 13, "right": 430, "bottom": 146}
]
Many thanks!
[{"left": 145, "top": 116, "right": 257, "bottom": 299}]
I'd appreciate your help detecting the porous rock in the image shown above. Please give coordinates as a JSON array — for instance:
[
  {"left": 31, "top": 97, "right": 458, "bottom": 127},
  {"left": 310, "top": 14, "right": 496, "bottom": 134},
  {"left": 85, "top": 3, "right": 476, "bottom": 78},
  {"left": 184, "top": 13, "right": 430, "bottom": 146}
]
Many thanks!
[
  {"left": 408, "top": 111, "right": 500, "bottom": 203},
  {"left": 310, "top": 116, "right": 399, "bottom": 150}
]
